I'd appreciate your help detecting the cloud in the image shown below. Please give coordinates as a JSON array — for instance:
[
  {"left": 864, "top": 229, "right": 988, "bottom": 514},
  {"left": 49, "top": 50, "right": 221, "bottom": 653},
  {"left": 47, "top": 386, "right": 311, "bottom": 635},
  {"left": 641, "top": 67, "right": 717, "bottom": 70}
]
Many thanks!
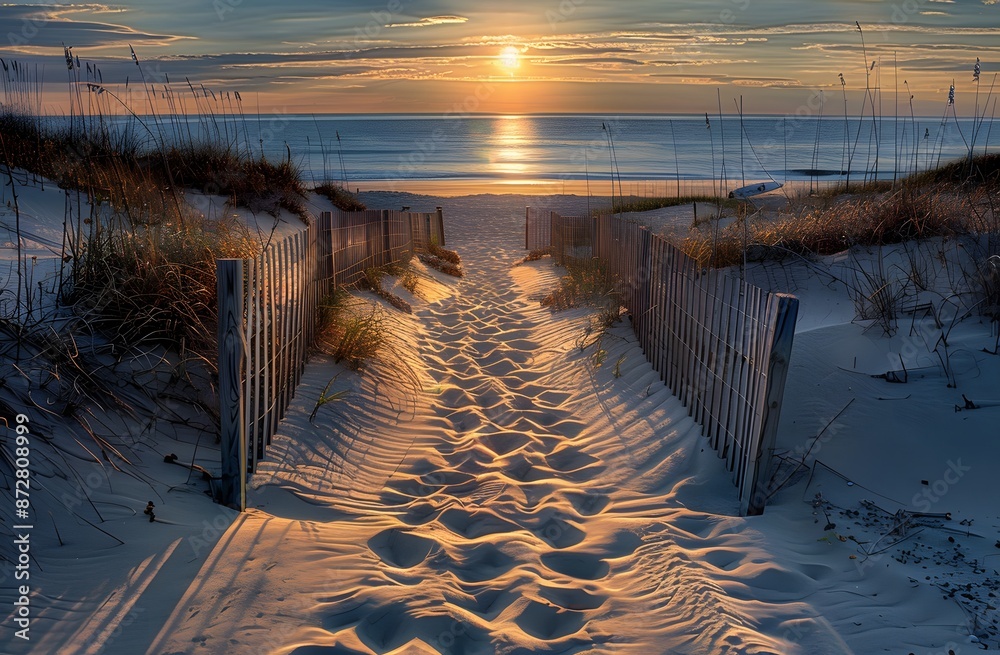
[
  {"left": 387, "top": 16, "right": 469, "bottom": 28},
  {"left": 731, "top": 77, "right": 803, "bottom": 88},
  {"left": 0, "top": 4, "right": 187, "bottom": 51},
  {"left": 536, "top": 57, "right": 646, "bottom": 66}
]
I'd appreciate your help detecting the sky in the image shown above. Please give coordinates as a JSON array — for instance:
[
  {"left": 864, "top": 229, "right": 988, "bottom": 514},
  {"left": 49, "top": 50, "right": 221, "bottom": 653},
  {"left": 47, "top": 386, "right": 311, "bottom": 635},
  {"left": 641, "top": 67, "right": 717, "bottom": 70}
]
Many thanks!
[{"left": 1, "top": 0, "right": 999, "bottom": 116}]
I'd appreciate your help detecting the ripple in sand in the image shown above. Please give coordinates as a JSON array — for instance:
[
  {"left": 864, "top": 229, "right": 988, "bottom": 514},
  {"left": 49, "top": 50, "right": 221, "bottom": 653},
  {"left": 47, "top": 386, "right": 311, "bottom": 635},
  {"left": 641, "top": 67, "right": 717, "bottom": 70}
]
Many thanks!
[
  {"left": 289, "top": 646, "right": 365, "bottom": 655},
  {"left": 544, "top": 448, "right": 600, "bottom": 472},
  {"left": 399, "top": 503, "right": 451, "bottom": 528},
  {"left": 368, "top": 528, "right": 436, "bottom": 568}
]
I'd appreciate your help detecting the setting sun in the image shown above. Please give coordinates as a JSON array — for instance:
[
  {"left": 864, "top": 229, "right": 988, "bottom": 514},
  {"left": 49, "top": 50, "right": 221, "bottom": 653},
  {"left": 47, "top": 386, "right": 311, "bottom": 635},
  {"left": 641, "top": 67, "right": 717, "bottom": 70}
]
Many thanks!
[{"left": 499, "top": 46, "right": 520, "bottom": 70}]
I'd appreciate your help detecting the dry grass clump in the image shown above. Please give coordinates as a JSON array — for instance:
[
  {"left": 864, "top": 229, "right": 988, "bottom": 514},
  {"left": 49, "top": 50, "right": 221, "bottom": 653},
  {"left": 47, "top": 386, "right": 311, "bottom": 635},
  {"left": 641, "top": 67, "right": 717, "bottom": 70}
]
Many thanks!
[
  {"left": 0, "top": 109, "right": 307, "bottom": 222},
  {"left": 907, "top": 152, "right": 1000, "bottom": 189},
  {"left": 600, "top": 195, "right": 736, "bottom": 215},
  {"left": 316, "top": 291, "right": 387, "bottom": 371},
  {"left": 681, "top": 187, "right": 976, "bottom": 269},
  {"left": 163, "top": 145, "right": 306, "bottom": 218},
  {"left": 361, "top": 265, "right": 413, "bottom": 314},
  {"left": 314, "top": 182, "right": 367, "bottom": 211},
  {"left": 399, "top": 268, "right": 419, "bottom": 294},
  {"left": 541, "top": 257, "right": 618, "bottom": 311},
  {"left": 69, "top": 215, "right": 258, "bottom": 359},
  {"left": 513, "top": 248, "right": 551, "bottom": 266},
  {"left": 428, "top": 242, "right": 461, "bottom": 265},
  {"left": 420, "top": 243, "right": 463, "bottom": 277},
  {"left": 314, "top": 291, "right": 420, "bottom": 392}
]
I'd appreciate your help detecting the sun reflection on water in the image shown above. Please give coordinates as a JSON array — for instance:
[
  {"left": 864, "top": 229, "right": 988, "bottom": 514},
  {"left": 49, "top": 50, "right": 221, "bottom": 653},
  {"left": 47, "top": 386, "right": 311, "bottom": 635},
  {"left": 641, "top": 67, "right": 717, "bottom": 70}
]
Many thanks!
[{"left": 487, "top": 115, "right": 535, "bottom": 178}]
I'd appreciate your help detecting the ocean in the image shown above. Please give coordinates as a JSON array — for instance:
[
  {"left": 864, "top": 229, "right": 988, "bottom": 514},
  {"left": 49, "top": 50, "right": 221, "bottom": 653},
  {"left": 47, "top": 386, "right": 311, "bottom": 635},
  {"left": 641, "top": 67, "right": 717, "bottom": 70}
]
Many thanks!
[
  {"left": 53, "top": 113, "right": 998, "bottom": 192},
  {"left": 264, "top": 114, "right": 996, "bottom": 189}
]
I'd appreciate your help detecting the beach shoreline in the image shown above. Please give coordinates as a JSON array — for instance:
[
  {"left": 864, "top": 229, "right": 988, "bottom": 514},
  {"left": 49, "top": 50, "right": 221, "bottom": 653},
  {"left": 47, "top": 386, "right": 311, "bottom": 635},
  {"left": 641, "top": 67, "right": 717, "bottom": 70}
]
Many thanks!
[{"left": 350, "top": 177, "right": 849, "bottom": 199}]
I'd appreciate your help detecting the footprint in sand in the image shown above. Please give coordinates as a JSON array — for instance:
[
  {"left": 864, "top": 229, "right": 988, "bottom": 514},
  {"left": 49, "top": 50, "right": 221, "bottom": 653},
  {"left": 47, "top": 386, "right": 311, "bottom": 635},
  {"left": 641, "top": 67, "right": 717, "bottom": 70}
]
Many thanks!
[
  {"left": 446, "top": 542, "right": 517, "bottom": 583},
  {"left": 367, "top": 528, "right": 436, "bottom": 568},
  {"left": 538, "top": 584, "right": 608, "bottom": 611},
  {"left": 352, "top": 602, "right": 492, "bottom": 654},
  {"left": 540, "top": 551, "right": 610, "bottom": 581},
  {"left": 439, "top": 507, "right": 522, "bottom": 539},
  {"left": 514, "top": 600, "right": 586, "bottom": 640}
]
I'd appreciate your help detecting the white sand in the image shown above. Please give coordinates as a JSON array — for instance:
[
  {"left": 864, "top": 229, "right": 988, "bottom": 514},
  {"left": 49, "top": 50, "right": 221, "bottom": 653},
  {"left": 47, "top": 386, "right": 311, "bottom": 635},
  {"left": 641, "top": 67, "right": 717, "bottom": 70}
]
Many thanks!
[{"left": 2, "top": 183, "right": 998, "bottom": 654}]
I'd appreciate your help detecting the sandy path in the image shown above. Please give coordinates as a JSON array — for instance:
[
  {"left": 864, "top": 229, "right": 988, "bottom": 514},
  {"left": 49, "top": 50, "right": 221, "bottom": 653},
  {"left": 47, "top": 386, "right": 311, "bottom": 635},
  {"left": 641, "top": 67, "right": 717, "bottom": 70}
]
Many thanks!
[{"left": 147, "top": 194, "right": 844, "bottom": 655}]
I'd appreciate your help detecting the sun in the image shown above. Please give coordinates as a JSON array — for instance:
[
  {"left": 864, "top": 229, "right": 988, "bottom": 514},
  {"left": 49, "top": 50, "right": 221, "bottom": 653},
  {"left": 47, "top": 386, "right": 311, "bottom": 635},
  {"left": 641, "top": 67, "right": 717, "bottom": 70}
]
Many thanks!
[{"left": 499, "top": 46, "right": 520, "bottom": 70}]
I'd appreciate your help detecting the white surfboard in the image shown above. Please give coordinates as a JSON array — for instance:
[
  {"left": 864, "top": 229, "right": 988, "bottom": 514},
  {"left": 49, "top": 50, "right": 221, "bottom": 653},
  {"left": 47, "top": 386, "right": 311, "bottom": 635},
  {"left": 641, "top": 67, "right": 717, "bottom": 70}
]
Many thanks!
[{"left": 728, "top": 181, "right": 783, "bottom": 199}]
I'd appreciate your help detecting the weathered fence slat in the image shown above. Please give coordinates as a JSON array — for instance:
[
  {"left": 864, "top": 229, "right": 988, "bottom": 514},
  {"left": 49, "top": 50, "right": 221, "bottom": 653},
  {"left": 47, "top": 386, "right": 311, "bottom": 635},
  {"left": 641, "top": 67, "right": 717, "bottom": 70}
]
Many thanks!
[
  {"left": 743, "top": 293, "right": 798, "bottom": 515},
  {"left": 217, "top": 259, "right": 247, "bottom": 510}
]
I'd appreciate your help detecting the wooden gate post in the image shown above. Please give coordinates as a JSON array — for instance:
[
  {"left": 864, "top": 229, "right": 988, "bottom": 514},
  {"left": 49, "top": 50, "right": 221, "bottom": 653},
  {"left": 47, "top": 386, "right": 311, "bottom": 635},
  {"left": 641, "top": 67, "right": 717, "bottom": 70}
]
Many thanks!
[
  {"left": 742, "top": 293, "right": 799, "bottom": 516},
  {"left": 435, "top": 207, "right": 445, "bottom": 246},
  {"left": 217, "top": 259, "right": 247, "bottom": 511}
]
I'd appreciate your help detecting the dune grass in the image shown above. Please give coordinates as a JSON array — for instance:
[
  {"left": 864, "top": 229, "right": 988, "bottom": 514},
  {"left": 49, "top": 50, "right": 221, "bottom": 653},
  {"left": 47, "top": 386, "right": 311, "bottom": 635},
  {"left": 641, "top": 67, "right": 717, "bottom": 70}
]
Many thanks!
[
  {"left": 678, "top": 178, "right": 993, "bottom": 270},
  {"left": 541, "top": 257, "right": 618, "bottom": 312},
  {"left": 316, "top": 291, "right": 387, "bottom": 371},
  {"left": 599, "top": 194, "right": 737, "bottom": 215},
  {"left": 314, "top": 182, "right": 367, "bottom": 211},
  {"left": 69, "top": 214, "right": 259, "bottom": 360}
]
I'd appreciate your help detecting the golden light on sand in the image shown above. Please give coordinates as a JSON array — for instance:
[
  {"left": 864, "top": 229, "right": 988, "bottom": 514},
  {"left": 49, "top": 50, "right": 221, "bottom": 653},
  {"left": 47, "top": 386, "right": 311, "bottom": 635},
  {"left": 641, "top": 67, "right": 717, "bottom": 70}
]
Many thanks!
[{"left": 499, "top": 46, "right": 520, "bottom": 70}]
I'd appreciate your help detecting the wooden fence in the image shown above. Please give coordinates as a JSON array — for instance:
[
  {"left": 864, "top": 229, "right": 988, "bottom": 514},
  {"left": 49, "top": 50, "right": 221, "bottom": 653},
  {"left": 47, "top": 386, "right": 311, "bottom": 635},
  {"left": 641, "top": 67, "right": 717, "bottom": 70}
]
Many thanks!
[
  {"left": 533, "top": 210, "right": 798, "bottom": 515},
  {"left": 525, "top": 207, "right": 552, "bottom": 251},
  {"left": 217, "top": 208, "right": 445, "bottom": 509}
]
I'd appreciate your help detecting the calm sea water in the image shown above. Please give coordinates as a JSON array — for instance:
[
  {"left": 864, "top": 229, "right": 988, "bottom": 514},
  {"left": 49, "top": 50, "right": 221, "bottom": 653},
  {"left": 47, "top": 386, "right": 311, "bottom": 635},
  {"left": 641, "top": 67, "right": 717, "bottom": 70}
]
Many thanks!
[
  {"left": 274, "top": 114, "right": 996, "bottom": 187},
  {"left": 56, "top": 113, "right": 998, "bottom": 189}
]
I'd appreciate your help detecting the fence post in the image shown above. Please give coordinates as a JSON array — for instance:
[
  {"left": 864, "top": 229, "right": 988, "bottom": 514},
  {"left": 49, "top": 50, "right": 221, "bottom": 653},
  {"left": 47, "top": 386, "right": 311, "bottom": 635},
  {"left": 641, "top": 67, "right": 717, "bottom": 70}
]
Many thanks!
[
  {"left": 381, "top": 210, "right": 392, "bottom": 266},
  {"left": 742, "top": 293, "right": 799, "bottom": 516},
  {"left": 436, "top": 207, "right": 445, "bottom": 246},
  {"left": 217, "top": 258, "right": 247, "bottom": 511}
]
